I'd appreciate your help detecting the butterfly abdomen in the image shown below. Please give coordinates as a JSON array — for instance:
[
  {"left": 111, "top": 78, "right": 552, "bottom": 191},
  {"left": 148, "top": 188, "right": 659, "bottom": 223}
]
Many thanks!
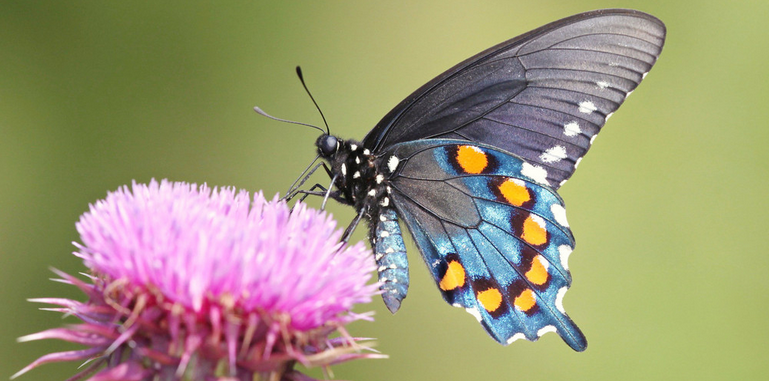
[{"left": 372, "top": 208, "right": 409, "bottom": 313}]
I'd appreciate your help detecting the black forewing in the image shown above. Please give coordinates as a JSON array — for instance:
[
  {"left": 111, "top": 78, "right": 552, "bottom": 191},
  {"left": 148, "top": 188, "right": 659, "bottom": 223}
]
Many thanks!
[{"left": 362, "top": 9, "right": 665, "bottom": 189}]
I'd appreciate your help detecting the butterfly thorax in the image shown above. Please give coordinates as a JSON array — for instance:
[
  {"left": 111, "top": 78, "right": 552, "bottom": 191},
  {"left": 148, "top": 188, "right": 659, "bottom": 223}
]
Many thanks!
[{"left": 316, "top": 135, "right": 391, "bottom": 215}]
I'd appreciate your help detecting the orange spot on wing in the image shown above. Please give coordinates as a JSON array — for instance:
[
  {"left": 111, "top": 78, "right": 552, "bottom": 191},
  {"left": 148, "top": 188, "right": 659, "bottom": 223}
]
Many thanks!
[
  {"left": 525, "top": 255, "right": 549, "bottom": 286},
  {"left": 522, "top": 215, "right": 548, "bottom": 246},
  {"left": 498, "top": 178, "right": 531, "bottom": 206},
  {"left": 477, "top": 287, "right": 503, "bottom": 313},
  {"left": 439, "top": 261, "right": 466, "bottom": 291},
  {"left": 514, "top": 289, "right": 536, "bottom": 312},
  {"left": 456, "top": 145, "right": 488, "bottom": 174}
]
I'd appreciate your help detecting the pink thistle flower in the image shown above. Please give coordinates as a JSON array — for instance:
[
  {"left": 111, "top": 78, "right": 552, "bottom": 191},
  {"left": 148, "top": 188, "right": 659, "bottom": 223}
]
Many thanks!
[{"left": 15, "top": 180, "right": 383, "bottom": 381}]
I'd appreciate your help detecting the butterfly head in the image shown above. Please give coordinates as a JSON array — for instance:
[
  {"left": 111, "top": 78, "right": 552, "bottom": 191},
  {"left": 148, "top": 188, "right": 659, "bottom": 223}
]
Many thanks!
[{"left": 316, "top": 134, "right": 339, "bottom": 158}]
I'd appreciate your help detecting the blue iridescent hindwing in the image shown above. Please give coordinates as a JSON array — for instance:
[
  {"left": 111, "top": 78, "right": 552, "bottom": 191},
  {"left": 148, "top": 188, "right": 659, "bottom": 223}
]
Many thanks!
[{"left": 385, "top": 139, "right": 586, "bottom": 350}]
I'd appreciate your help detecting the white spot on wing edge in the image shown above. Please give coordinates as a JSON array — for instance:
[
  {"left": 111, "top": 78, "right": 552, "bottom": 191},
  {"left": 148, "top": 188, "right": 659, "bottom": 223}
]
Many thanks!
[
  {"left": 555, "top": 287, "right": 568, "bottom": 313},
  {"left": 460, "top": 305, "right": 483, "bottom": 322},
  {"left": 558, "top": 245, "right": 573, "bottom": 271},
  {"left": 537, "top": 325, "right": 557, "bottom": 337},
  {"left": 379, "top": 230, "right": 390, "bottom": 238},
  {"left": 605, "top": 112, "right": 614, "bottom": 121},
  {"left": 550, "top": 204, "right": 569, "bottom": 227},
  {"left": 578, "top": 100, "right": 597, "bottom": 114},
  {"left": 506, "top": 333, "right": 527, "bottom": 345},
  {"left": 574, "top": 157, "right": 583, "bottom": 169},
  {"left": 521, "top": 162, "right": 549, "bottom": 185},
  {"left": 540, "top": 146, "right": 567, "bottom": 163},
  {"left": 387, "top": 155, "right": 400, "bottom": 172},
  {"left": 379, "top": 214, "right": 387, "bottom": 222},
  {"left": 564, "top": 121, "right": 581, "bottom": 137}
]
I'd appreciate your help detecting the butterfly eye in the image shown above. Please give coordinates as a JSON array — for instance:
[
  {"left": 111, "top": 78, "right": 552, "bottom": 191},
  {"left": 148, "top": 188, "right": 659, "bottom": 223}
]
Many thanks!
[{"left": 316, "top": 135, "right": 338, "bottom": 157}]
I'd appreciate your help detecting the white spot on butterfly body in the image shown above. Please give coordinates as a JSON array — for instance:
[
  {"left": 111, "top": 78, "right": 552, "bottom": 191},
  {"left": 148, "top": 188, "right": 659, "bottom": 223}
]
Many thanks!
[
  {"left": 350, "top": 144, "right": 358, "bottom": 151},
  {"left": 564, "top": 121, "right": 581, "bottom": 137},
  {"left": 578, "top": 101, "right": 597, "bottom": 114},
  {"left": 355, "top": 157, "right": 360, "bottom": 164},
  {"left": 555, "top": 287, "right": 568, "bottom": 313},
  {"left": 379, "top": 214, "right": 387, "bottom": 222},
  {"left": 537, "top": 325, "right": 557, "bottom": 337},
  {"left": 363, "top": 149, "right": 371, "bottom": 155},
  {"left": 550, "top": 204, "right": 569, "bottom": 227},
  {"left": 353, "top": 171, "right": 361, "bottom": 179},
  {"left": 558, "top": 245, "right": 573, "bottom": 271},
  {"left": 506, "top": 333, "right": 527, "bottom": 345},
  {"left": 596, "top": 81, "right": 610, "bottom": 89},
  {"left": 540, "top": 146, "right": 567, "bottom": 163},
  {"left": 368, "top": 189, "right": 376, "bottom": 197},
  {"left": 387, "top": 156, "right": 400, "bottom": 173},
  {"left": 376, "top": 174, "right": 384, "bottom": 184},
  {"left": 521, "top": 163, "right": 549, "bottom": 185},
  {"left": 341, "top": 163, "right": 347, "bottom": 176},
  {"left": 380, "top": 197, "right": 390, "bottom": 207}
]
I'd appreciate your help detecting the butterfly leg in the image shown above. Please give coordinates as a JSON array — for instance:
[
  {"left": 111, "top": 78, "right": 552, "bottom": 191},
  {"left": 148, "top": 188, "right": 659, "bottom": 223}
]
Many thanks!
[
  {"left": 286, "top": 185, "right": 347, "bottom": 206},
  {"left": 283, "top": 160, "right": 332, "bottom": 201},
  {"left": 283, "top": 160, "right": 321, "bottom": 200},
  {"left": 341, "top": 208, "right": 365, "bottom": 243}
]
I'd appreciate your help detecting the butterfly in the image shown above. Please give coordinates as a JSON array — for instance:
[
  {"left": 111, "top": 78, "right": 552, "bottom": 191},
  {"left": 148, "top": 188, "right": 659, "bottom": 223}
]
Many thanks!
[{"left": 278, "top": 9, "right": 665, "bottom": 351}]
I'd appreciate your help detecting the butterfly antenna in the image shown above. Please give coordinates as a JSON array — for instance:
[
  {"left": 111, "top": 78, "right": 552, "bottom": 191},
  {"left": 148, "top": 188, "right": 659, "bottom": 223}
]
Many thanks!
[
  {"left": 296, "top": 66, "right": 330, "bottom": 135},
  {"left": 253, "top": 106, "right": 326, "bottom": 134}
]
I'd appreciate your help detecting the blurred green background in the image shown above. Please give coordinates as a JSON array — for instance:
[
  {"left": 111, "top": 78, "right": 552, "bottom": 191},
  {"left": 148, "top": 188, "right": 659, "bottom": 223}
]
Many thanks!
[{"left": 2, "top": 1, "right": 768, "bottom": 380}]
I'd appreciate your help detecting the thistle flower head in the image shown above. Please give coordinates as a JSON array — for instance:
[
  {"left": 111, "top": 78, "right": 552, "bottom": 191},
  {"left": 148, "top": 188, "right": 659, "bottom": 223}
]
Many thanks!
[{"left": 15, "top": 180, "right": 382, "bottom": 380}]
